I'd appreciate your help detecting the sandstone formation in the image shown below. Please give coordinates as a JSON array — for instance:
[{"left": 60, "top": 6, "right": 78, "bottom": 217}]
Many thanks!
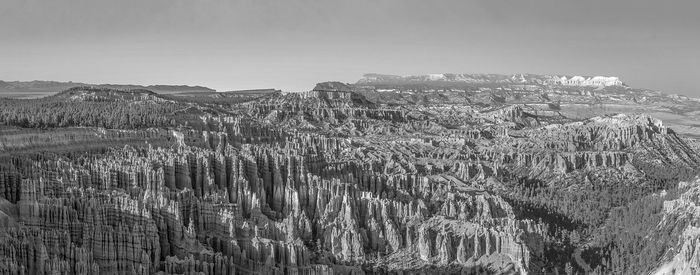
[
  {"left": 653, "top": 178, "right": 700, "bottom": 275},
  {"left": 0, "top": 79, "right": 698, "bottom": 274}
]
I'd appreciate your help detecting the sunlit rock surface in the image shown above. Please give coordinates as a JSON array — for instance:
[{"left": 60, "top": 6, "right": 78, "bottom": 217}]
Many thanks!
[{"left": 0, "top": 77, "right": 698, "bottom": 274}]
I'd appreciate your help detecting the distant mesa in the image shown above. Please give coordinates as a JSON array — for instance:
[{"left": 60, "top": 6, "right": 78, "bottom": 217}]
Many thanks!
[
  {"left": 313, "top": 81, "right": 355, "bottom": 93},
  {"left": 555, "top": 75, "right": 623, "bottom": 87},
  {"left": 358, "top": 73, "right": 625, "bottom": 87},
  {"left": 0, "top": 80, "right": 216, "bottom": 99},
  {"left": 312, "top": 81, "right": 376, "bottom": 108},
  {"left": 222, "top": 88, "right": 281, "bottom": 95}
]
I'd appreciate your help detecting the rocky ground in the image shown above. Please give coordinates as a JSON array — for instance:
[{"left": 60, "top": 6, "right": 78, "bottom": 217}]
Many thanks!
[{"left": 0, "top": 75, "right": 698, "bottom": 274}]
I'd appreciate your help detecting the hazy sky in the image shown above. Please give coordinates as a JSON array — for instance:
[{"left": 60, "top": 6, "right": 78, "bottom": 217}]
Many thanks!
[{"left": 1, "top": 0, "right": 698, "bottom": 96}]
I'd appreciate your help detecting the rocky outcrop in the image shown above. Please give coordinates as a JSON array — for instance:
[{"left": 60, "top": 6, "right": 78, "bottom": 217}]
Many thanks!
[
  {"left": 0, "top": 128, "right": 550, "bottom": 274},
  {"left": 654, "top": 178, "right": 700, "bottom": 275},
  {"left": 1, "top": 80, "right": 698, "bottom": 275}
]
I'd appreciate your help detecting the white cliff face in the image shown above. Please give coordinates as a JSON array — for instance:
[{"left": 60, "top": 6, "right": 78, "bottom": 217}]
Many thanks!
[
  {"left": 654, "top": 227, "right": 700, "bottom": 275},
  {"left": 654, "top": 178, "right": 700, "bottom": 275},
  {"left": 556, "top": 76, "right": 623, "bottom": 87},
  {"left": 428, "top": 74, "right": 447, "bottom": 81},
  {"left": 358, "top": 73, "right": 624, "bottom": 87}
]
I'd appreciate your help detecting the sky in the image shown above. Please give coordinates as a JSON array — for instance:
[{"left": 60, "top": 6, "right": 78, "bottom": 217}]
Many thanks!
[{"left": 1, "top": 0, "right": 698, "bottom": 96}]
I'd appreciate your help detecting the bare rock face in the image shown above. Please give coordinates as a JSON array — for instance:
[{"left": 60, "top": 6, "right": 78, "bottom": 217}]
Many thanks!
[
  {"left": 0, "top": 82, "right": 699, "bottom": 275},
  {"left": 654, "top": 178, "right": 700, "bottom": 275},
  {"left": 0, "top": 126, "right": 547, "bottom": 274}
]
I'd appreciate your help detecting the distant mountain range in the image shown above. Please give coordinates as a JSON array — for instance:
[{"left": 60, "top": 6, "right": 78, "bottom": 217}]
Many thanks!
[{"left": 0, "top": 80, "right": 216, "bottom": 98}]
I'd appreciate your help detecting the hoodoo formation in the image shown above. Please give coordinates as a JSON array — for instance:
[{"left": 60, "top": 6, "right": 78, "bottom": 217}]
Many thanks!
[{"left": 0, "top": 75, "right": 699, "bottom": 274}]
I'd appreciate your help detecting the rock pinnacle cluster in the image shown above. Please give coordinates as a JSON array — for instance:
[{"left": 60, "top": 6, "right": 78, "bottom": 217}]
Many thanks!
[{"left": 0, "top": 75, "right": 699, "bottom": 274}]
